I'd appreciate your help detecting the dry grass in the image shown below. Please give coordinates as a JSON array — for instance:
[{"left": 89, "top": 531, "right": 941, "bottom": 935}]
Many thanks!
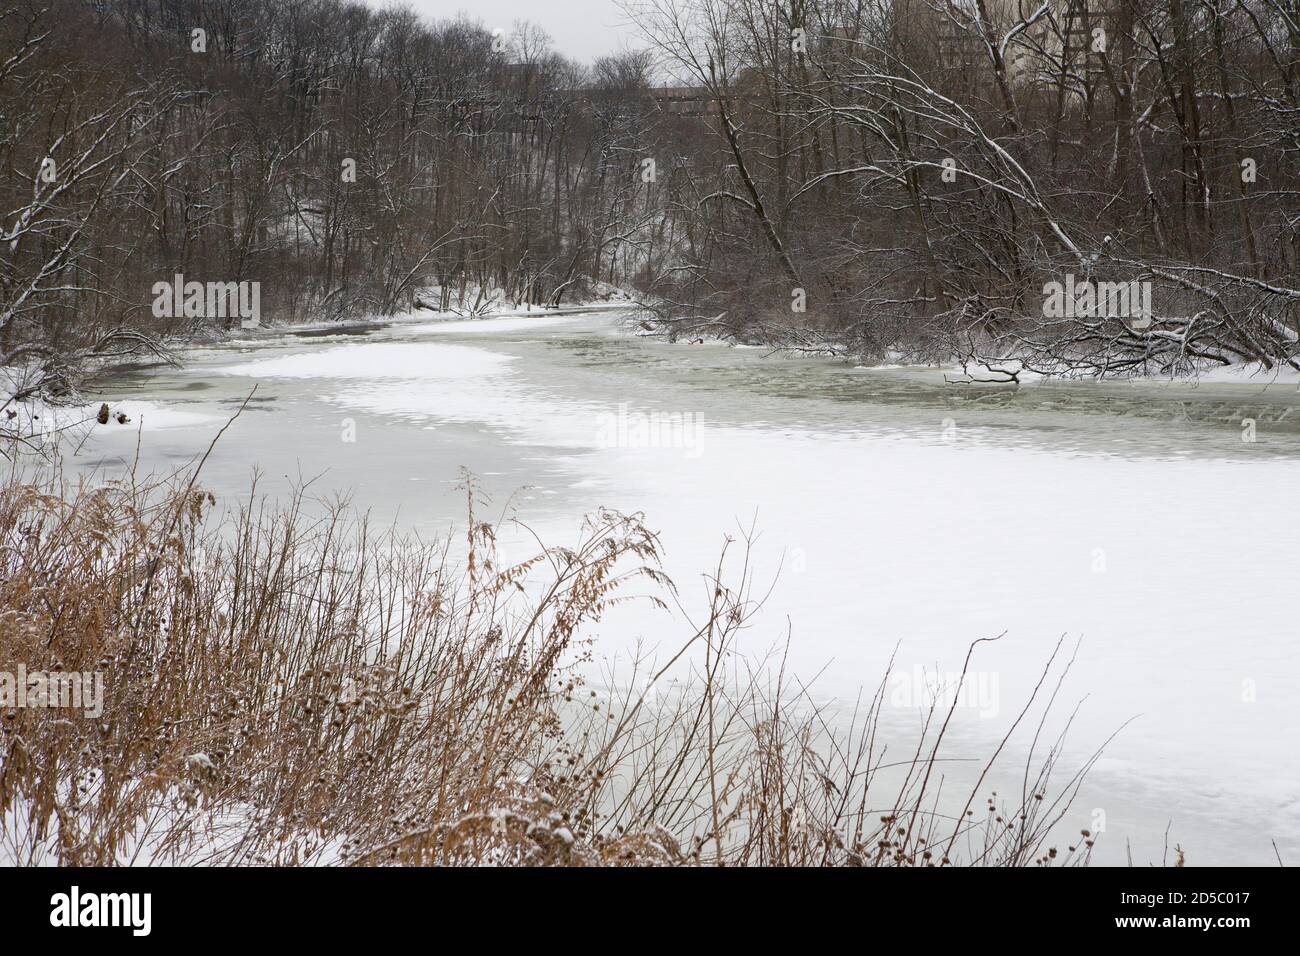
[{"left": 0, "top": 464, "right": 1104, "bottom": 867}]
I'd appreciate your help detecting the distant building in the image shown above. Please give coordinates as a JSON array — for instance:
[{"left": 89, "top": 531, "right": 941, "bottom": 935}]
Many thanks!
[
  {"left": 649, "top": 86, "right": 717, "bottom": 117},
  {"left": 887, "top": 0, "right": 1120, "bottom": 90}
]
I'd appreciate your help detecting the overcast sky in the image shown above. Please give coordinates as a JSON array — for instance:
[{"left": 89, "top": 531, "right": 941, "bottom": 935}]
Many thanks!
[{"left": 371, "top": 0, "right": 643, "bottom": 64}]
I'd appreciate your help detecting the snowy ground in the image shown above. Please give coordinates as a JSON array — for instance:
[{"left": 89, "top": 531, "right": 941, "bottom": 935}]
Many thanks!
[{"left": 24, "top": 311, "right": 1300, "bottom": 865}]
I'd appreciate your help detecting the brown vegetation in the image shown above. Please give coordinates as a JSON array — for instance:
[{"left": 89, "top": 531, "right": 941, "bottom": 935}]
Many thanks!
[{"left": 1, "top": 465, "right": 1102, "bottom": 866}]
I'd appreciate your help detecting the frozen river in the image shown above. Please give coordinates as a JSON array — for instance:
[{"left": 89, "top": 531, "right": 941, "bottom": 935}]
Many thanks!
[{"left": 72, "top": 309, "right": 1300, "bottom": 865}]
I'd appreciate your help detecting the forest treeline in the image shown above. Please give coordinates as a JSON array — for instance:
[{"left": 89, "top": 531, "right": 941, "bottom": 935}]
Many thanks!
[
  {"left": 631, "top": 0, "right": 1300, "bottom": 375},
  {"left": 0, "top": 0, "right": 676, "bottom": 407},
  {"left": 1, "top": 0, "right": 1298, "bottom": 417}
]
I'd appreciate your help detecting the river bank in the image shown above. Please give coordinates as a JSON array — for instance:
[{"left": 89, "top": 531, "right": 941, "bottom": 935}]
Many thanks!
[{"left": 9, "top": 308, "right": 1299, "bottom": 865}]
